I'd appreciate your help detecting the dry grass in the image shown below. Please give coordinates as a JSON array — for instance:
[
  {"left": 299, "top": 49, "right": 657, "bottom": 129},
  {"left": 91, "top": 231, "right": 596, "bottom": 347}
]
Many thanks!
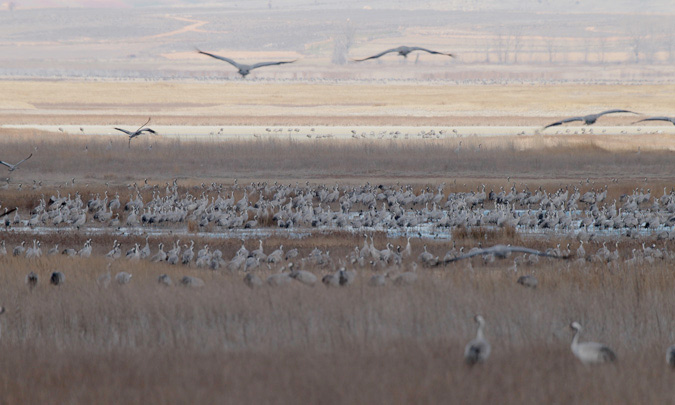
[
  {"left": 0, "top": 101, "right": 674, "bottom": 403},
  {"left": 0, "top": 249, "right": 674, "bottom": 404},
  {"left": 3, "top": 81, "right": 675, "bottom": 123},
  {"left": 1, "top": 131, "right": 674, "bottom": 186}
]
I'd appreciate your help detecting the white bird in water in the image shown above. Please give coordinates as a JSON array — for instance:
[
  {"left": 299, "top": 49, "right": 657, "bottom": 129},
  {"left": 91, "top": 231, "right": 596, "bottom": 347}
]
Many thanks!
[{"left": 0, "top": 153, "right": 32, "bottom": 172}]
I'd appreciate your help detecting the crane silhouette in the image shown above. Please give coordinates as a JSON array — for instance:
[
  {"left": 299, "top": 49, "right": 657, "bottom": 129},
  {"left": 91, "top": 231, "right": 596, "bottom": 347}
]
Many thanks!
[
  {"left": 352, "top": 46, "right": 454, "bottom": 62},
  {"left": 441, "top": 244, "right": 569, "bottom": 264},
  {"left": 114, "top": 117, "right": 157, "bottom": 148},
  {"left": 633, "top": 116, "right": 675, "bottom": 125},
  {"left": 543, "top": 109, "right": 639, "bottom": 130},
  {"left": 0, "top": 153, "right": 32, "bottom": 172},
  {"left": 197, "top": 49, "right": 297, "bottom": 78}
]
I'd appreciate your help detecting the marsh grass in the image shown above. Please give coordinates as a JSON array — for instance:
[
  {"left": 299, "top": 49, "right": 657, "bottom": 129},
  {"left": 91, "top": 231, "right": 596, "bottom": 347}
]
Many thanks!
[
  {"left": 0, "top": 248, "right": 674, "bottom": 404},
  {"left": 1, "top": 131, "right": 674, "bottom": 185},
  {"left": 0, "top": 123, "right": 674, "bottom": 403}
]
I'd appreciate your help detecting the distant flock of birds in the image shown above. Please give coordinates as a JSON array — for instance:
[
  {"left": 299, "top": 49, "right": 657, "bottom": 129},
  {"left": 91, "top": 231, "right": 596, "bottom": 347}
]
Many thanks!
[
  {"left": 0, "top": 107, "right": 673, "bottom": 154},
  {"left": 1, "top": 43, "right": 674, "bottom": 372},
  {"left": 4, "top": 181, "right": 675, "bottom": 244},
  {"left": 106, "top": 109, "right": 675, "bottom": 146}
]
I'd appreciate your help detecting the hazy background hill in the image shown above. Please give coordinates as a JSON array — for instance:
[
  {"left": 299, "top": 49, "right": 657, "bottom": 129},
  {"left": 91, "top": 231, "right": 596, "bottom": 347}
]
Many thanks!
[
  {"left": 7, "top": 0, "right": 675, "bottom": 12},
  {"left": 1, "top": 0, "right": 674, "bottom": 82}
]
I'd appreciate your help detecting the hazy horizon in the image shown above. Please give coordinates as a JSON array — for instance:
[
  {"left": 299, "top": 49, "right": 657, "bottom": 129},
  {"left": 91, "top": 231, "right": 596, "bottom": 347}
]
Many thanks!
[{"left": 1, "top": 1, "right": 675, "bottom": 83}]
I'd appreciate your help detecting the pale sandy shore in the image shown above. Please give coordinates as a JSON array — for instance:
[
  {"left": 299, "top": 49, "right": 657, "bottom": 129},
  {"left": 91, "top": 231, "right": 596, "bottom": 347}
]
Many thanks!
[{"left": 3, "top": 124, "right": 675, "bottom": 141}]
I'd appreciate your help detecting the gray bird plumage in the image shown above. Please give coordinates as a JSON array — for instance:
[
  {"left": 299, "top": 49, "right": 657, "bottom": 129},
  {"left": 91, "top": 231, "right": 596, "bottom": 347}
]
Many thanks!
[
  {"left": 633, "top": 116, "right": 675, "bottom": 125},
  {"left": 50, "top": 271, "right": 65, "bottom": 286},
  {"left": 0, "top": 153, "right": 32, "bottom": 172},
  {"left": 26, "top": 271, "right": 38, "bottom": 289},
  {"left": 114, "top": 117, "right": 157, "bottom": 148},
  {"left": 442, "top": 244, "right": 568, "bottom": 264},
  {"left": 464, "top": 315, "right": 491, "bottom": 365},
  {"left": 353, "top": 46, "right": 454, "bottom": 62},
  {"left": 197, "top": 49, "right": 297, "bottom": 78},
  {"left": 516, "top": 275, "right": 538, "bottom": 288},
  {"left": 667, "top": 345, "right": 675, "bottom": 368},
  {"left": 570, "top": 321, "right": 617, "bottom": 365},
  {"left": 543, "top": 109, "right": 639, "bottom": 129}
]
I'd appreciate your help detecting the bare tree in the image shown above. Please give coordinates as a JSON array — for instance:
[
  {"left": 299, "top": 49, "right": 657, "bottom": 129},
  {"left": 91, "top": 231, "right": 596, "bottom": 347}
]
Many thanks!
[
  {"left": 331, "top": 20, "right": 356, "bottom": 65},
  {"left": 511, "top": 28, "right": 524, "bottom": 64},
  {"left": 483, "top": 39, "right": 491, "bottom": 63},
  {"left": 596, "top": 36, "right": 608, "bottom": 65},
  {"left": 665, "top": 29, "right": 675, "bottom": 62},
  {"left": 544, "top": 37, "right": 556, "bottom": 64},
  {"left": 494, "top": 32, "right": 504, "bottom": 63},
  {"left": 502, "top": 32, "right": 513, "bottom": 63},
  {"left": 643, "top": 28, "right": 656, "bottom": 63},
  {"left": 627, "top": 27, "right": 645, "bottom": 63},
  {"left": 583, "top": 38, "right": 591, "bottom": 65}
]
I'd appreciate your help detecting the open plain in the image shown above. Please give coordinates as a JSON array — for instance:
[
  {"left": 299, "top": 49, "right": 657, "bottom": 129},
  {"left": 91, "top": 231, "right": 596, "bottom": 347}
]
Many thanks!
[
  {"left": 2, "top": 1, "right": 675, "bottom": 403},
  {"left": 0, "top": 79, "right": 674, "bottom": 404}
]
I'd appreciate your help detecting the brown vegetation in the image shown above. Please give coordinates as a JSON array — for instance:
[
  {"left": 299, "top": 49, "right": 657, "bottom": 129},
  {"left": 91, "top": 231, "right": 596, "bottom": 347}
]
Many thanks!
[
  {"left": 0, "top": 248, "right": 674, "bottom": 403},
  {"left": 3, "top": 81, "right": 675, "bottom": 124},
  {"left": 1, "top": 131, "right": 674, "bottom": 186}
]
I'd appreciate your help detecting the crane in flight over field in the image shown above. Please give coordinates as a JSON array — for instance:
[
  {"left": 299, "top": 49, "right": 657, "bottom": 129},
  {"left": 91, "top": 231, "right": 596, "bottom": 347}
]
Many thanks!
[
  {"left": 196, "top": 49, "right": 297, "bottom": 78},
  {"left": 352, "top": 46, "right": 454, "bottom": 62},
  {"left": 440, "top": 244, "right": 569, "bottom": 264},
  {"left": 114, "top": 118, "right": 157, "bottom": 148},
  {"left": 633, "top": 116, "right": 675, "bottom": 125},
  {"left": 0, "top": 153, "right": 32, "bottom": 172},
  {"left": 543, "top": 109, "right": 639, "bottom": 130}
]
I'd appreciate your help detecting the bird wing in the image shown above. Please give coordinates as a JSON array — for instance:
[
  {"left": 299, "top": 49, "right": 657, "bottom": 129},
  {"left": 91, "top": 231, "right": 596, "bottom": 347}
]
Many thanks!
[
  {"left": 197, "top": 50, "right": 242, "bottom": 69},
  {"left": 0, "top": 207, "right": 17, "bottom": 219},
  {"left": 633, "top": 116, "right": 675, "bottom": 125},
  {"left": 508, "top": 246, "right": 569, "bottom": 259},
  {"left": 14, "top": 153, "right": 32, "bottom": 167},
  {"left": 501, "top": 246, "right": 543, "bottom": 255},
  {"left": 114, "top": 128, "right": 133, "bottom": 135},
  {"left": 442, "top": 248, "right": 489, "bottom": 263},
  {"left": 0, "top": 161, "right": 13, "bottom": 169},
  {"left": 135, "top": 117, "right": 151, "bottom": 133},
  {"left": 543, "top": 117, "right": 583, "bottom": 129},
  {"left": 407, "top": 46, "right": 454, "bottom": 57},
  {"left": 352, "top": 48, "right": 400, "bottom": 62},
  {"left": 597, "top": 109, "right": 639, "bottom": 117},
  {"left": 140, "top": 128, "right": 157, "bottom": 134},
  {"left": 250, "top": 60, "right": 297, "bottom": 70}
]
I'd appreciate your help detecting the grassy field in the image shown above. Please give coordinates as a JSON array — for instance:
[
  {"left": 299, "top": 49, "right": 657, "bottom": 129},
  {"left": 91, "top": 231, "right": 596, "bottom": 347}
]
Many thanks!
[
  {"left": 0, "top": 131, "right": 674, "bottom": 185},
  {"left": 0, "top": 132, "right": 673, "bottom": 402},
  {"left": 0, "top": 243, "right": 674, "bottom": 404},
  {"left": 1, "top": 79, "right": 675, "bottom": 404},
  {"left": 2, "top": 81, "right": 675, "bottom": 126}
]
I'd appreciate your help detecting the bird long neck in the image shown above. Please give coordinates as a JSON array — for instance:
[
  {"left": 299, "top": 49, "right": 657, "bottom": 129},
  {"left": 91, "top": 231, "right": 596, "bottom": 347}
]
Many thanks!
[
  {"left": 476, "top": 323, "right": 485, "bottom": 341},
  {"left": 571, "top": 328, "right": 580, "bottom": 349}
]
